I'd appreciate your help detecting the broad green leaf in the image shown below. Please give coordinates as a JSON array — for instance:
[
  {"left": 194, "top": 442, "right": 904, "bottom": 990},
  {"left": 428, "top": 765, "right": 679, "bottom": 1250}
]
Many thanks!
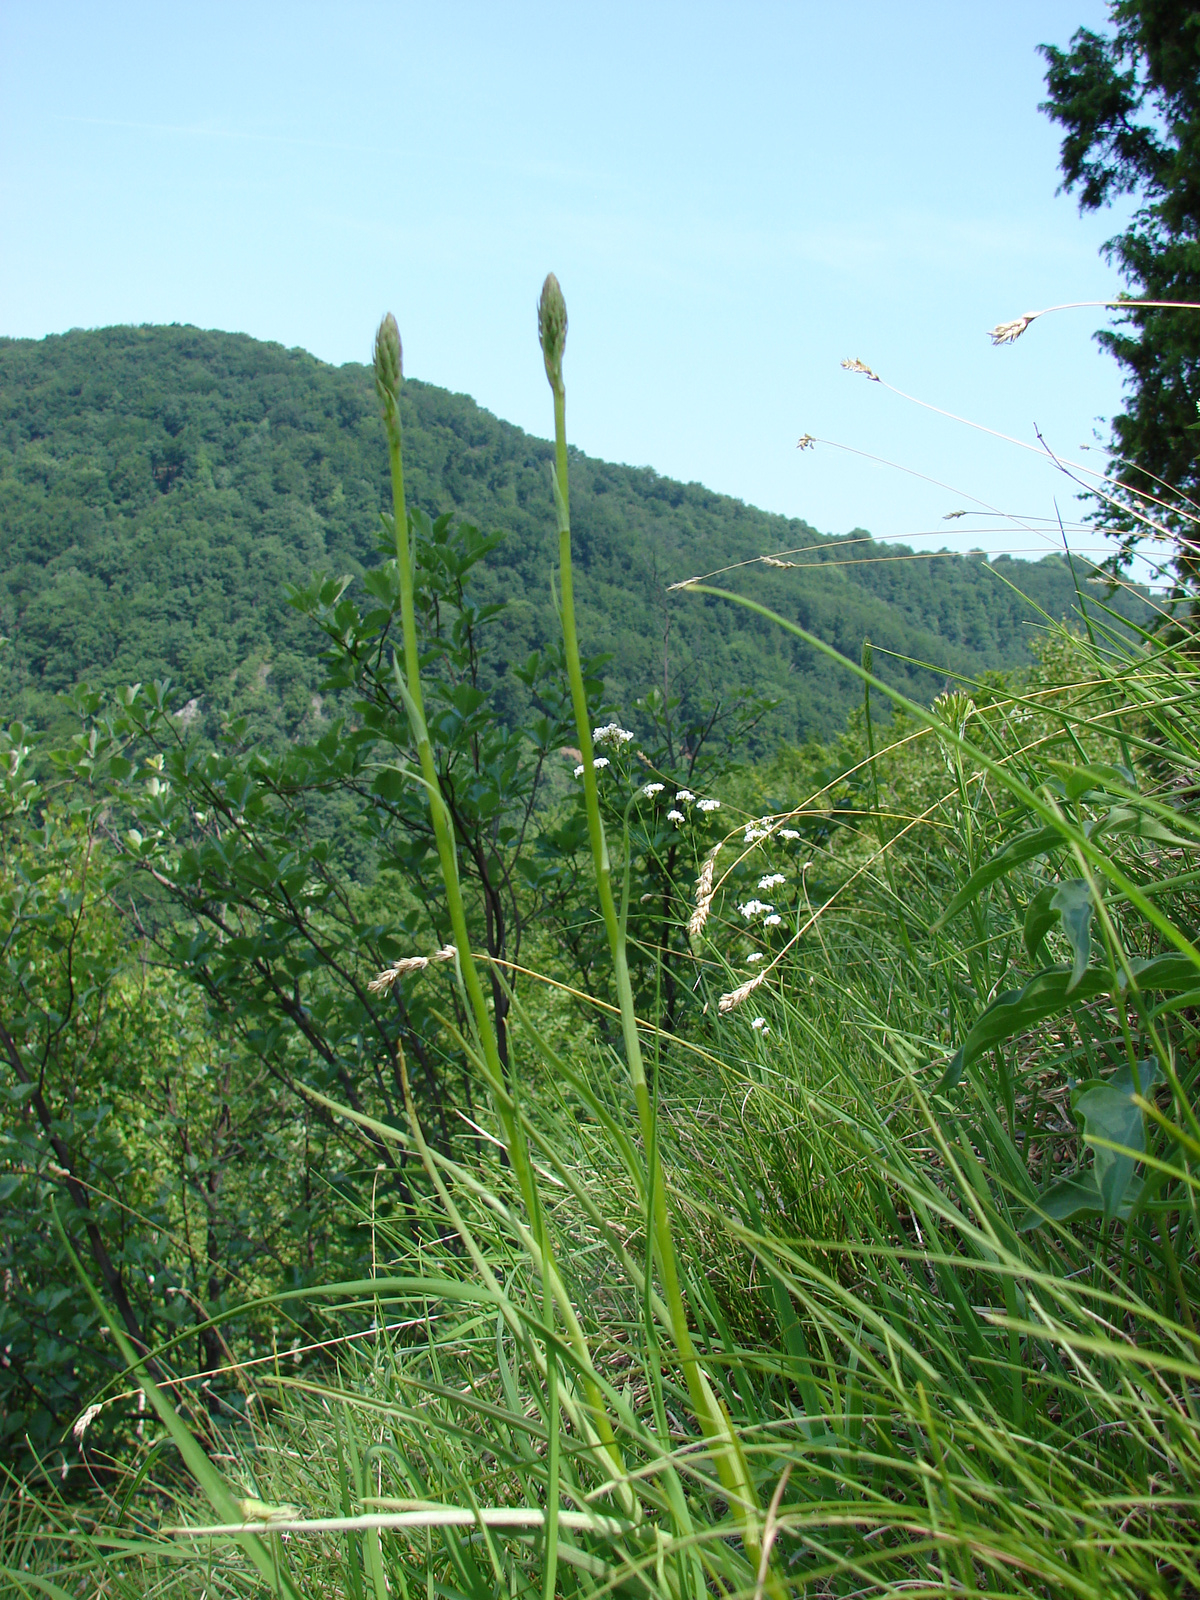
[
  {"left": 1019, "top": 1172, "right": 1108, "bottom": 1230},
  {"left": 1019, "top": 1172, "right": 1145, "bottom": 1230},
  {"left": 1090, "top": 804, "right": 1195, "bottom": 848},
  {"left": 1047, "top": 759, "right": 1137, "bottom": 801},
  {"left": 1050, "top": 878, "right": 1093, "bottom": 991},
  {"left": 1023, "top": 883, "right": 1057, "bottom": 965},
  {"left": 932, "top": 827, "right": 1065, "bottom": 930},
  {"left": 938, "top": 955, "right": 1198, "bottom": 1090},
  {"left": 1073, "top": 1059, "right": 1161, "bottom": 1221}
]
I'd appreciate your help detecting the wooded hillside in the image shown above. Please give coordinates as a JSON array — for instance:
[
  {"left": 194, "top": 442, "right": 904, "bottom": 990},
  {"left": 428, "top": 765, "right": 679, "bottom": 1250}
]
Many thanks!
[{"left": 0, "top": 324, "right": 1151, "bottom": 744}]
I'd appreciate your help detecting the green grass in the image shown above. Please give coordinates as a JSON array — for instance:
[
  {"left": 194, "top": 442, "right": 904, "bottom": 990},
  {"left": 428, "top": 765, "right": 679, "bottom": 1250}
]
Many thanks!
[{"left": 4, "top": 295, "right": 1199, "bottom": 1599}]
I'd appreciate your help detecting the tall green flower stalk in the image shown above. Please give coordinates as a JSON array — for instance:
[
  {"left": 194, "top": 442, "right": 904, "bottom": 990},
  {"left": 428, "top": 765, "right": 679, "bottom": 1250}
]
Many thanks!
[
  {"left": 372, "top": 315, "right": 626, "bottom": 1509},
  {"left": 537, "top": 274, "right": 765, "bottom": 1559}
]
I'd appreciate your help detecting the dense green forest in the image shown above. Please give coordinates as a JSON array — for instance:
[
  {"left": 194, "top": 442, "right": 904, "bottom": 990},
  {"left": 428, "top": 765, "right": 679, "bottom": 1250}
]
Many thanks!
[{"left": 0, "top": 324, "right": 1153, "bottom": 748}]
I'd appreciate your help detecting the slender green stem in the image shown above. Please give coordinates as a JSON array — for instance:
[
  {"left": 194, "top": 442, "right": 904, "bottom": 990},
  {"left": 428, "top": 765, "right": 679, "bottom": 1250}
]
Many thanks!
[
  {"left": 375, "top": 343, "right": 629, "bottom": 1498},
  {"left": 544, "top": 335, "right": 765, "bottom": 1563}
]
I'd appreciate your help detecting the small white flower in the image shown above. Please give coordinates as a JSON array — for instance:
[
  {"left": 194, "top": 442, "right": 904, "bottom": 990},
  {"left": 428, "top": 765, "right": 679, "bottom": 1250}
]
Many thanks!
[
  {"left": 573, "top": 764, "right": 585, "bottom": 778},
  {"left": 642, "top": 782, "right": 664, "bottom": 796},
  {"left": 746, "top": 952, "right": 765, "bottom": 964},
  {"left": 667, "top": 808, "right": 685, "bottom": 823},
  {"left": 592, "top": 723, "right": 635, "bottom": 748},
  {"left": 750, "top": 1016, "right": 769, "bottom": 1033},
  {"left": 763, "top": 913, "right": 783, "bottom": 927},
  {"left": 738, "top": 899, "right": 774, "bottom": 919},
  {"left": 675, "top": 789, "right": 695, "bottom": 803},
  {"left": 758, "top": 873, "right": 786, "bottom": 890},
  {"left": 697, "top": 797, "right": 721, "bottom": 813},
  {"left": 744, "top": 816, "right": 774, "bottom": 844},
  {"left": 780, "top": 828, "right": 800, "bottom": 840},
  {"left": 593, "top": 756, "right": 610, "bottom": 769}
]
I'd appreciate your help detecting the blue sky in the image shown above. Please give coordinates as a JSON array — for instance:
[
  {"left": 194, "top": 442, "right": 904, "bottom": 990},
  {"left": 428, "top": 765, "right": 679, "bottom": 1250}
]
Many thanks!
[{"left": 2, "top": 2, "right": 1157, "bottom": 579}]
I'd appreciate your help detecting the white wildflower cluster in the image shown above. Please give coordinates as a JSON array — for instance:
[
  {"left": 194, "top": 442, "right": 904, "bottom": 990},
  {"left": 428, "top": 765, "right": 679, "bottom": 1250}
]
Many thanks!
[
  {"left": 592, "top": 724, "right": 635, "bottom": 749},
  {"left": 758, "top": 873, "right": 786, "bottom": 890},
  {"left": 675, "top": 788, "right": 695, "bottom": 803},
  {"left": 738, "top": 899, "right": 774, "bottom": 920},
  {"left": 744, "top": 816, "right": 774, "bottom": 844},
  {"left": 746, "top": 952, "right": 765, "bottom": 964},
  {"left": 697, "top": 797, "right": 721, "bottom": 813},
  {"left": 667, "top": 809, "right": 685, "bottom": 824},
  {"left": 642, "top": 782, "right": 664, "bottom": 796},
  {"left": 750, "top": 1016, "right": 769, "bottom": 1034},
  {"left": 763, "top": 913, "right": 782, "bottom": 927},
  {"left": 573, "top": 757, "right": 610, "bottom": 778},
  {"left": 780, "top": 828, "right": 800, "bottom": 840}
]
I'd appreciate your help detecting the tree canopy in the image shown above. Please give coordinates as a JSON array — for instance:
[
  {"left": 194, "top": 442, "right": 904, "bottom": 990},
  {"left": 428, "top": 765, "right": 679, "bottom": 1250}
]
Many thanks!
[
  {"left": 1041, "top": 3, "right": 1200, "bottom": 598},
  {"left": 0, "top": 325, "right": 1153, "bottom": 752}
]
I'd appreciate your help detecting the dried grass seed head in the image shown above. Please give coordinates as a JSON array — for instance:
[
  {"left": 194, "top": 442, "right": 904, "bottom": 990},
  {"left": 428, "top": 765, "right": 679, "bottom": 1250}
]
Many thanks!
[
  {"left": 988, "top": 315, "right": 1033, "bottom": 346},
  {"left": 369, "top": 944, "right": 456, "bottom": 994},
  {"left": 687, "top": 844, "right": 720, "bottom": 937},
  {"left": 719, "top": 966, "right": 766, "bottom": 1013}
]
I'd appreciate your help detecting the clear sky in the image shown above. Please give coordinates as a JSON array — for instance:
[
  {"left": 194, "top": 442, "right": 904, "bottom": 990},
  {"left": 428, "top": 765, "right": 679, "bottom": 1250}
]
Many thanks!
[{"left": 2, "top": 2, "right": 1157, "bottom": 581}]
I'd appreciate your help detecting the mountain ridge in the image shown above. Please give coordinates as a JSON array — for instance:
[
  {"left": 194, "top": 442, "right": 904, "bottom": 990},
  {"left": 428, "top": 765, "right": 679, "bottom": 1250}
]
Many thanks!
[{"left": 0, "top": 323, "right": 1152, "bottom": 747}]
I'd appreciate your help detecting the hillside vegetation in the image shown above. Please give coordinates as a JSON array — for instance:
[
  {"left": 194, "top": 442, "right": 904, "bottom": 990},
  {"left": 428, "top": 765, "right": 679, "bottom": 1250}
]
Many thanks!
[
  {"left": 0, "top": 324, "right": 1152, "bottom": 747},
  {"left": 3, "top": 296, "right": 1197, "bottom": 1599}
]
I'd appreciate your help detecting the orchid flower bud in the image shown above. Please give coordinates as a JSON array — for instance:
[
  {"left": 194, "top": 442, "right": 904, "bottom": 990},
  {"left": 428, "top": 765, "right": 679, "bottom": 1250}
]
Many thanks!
[
  {"left": 538, "top": 273, "right": 568, "bottom": 394},
  {"left": 373, "top": 313, "right": 403, "bottom": 411}
]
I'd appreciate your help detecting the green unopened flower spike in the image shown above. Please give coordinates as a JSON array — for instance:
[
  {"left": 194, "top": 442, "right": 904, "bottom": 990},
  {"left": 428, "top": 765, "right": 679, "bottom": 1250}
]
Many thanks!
[
  {"left": 538, "top": 273, "right": 568, "bottom": 394},
  {"left": 373, "top": 312, "right": 403, "bottom": 411}
]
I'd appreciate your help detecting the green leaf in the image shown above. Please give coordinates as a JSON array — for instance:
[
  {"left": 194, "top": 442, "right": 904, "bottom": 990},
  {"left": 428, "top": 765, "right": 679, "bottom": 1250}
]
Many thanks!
[
  {"left": 1090, "top": 804, "right": 1195, "bottom": 847},
  {"left": 938, "top": 955, "right": 1198, "bottom": 1090},
  {"left": 1046, "top": 759, "right": 1137, "bottom": 801},
  {"left": 1019, "top": 1168, "right": 1152, "bottom": 1232},
  {"left": 1073, "top": 1059, "right": 1161, "bottom": 1221},
  {"left": 1023, "top": 883, "right": 1057, "bottom": 965},
  {"left": 932, "top": 827, "right": 1065, "bottom": 930},
  {"left": 1050, "top": 878, "right": 1093, "bottom": 991},
  {"left": 1019, "top": 1171, "right": 1108, "bottom": 1230}
]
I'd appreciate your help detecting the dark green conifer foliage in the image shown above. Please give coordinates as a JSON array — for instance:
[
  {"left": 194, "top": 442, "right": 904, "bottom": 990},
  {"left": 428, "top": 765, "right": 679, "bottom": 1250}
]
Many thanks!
[{"left": 1041, "top": 4, "right": 1200, "bottom": 594}]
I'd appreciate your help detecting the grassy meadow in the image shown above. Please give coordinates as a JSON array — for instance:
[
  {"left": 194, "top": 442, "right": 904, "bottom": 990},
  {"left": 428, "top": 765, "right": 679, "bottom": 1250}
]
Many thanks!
[{"left": 2, "top": 280, "right": 1199, "bottom": 1599}]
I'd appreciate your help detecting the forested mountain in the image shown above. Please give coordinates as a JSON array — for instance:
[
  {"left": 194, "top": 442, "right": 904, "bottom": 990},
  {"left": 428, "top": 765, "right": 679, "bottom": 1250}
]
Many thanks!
[{"left": 0, "top": 324, "right": 1152, "bottom": 744}]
